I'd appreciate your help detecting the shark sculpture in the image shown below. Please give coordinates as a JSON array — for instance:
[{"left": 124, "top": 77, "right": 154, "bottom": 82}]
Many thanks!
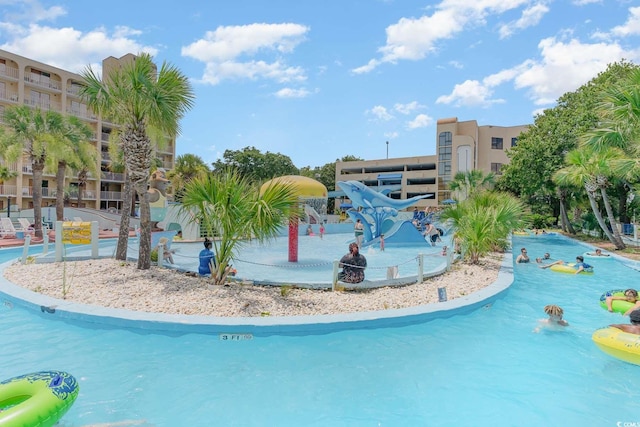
[{"left": 337, "top": 181, "right": 431, "bottom": 210}]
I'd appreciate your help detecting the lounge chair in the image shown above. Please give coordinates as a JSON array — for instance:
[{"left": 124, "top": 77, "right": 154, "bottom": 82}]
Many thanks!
[
  {"left": 0, "top": 218, "right": 18, "bottom": 239},
  {"left": 17, "top": 218, "right": 35, "bottom": 236}
]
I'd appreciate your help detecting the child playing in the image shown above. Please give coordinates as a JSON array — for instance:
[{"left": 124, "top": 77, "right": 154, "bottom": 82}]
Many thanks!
[
  {"left": 534, "top": 304, "right": 569, "bottom": 333},
  {"left": 319, "top": 223, "right": 325, "bottom": 239},
  {"left": 380, "top": 234, "right": 385, "bottom": 251}
]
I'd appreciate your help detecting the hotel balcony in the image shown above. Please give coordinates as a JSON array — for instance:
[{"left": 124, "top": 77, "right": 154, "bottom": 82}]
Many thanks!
[
  {"left": 24, "top": 75, "right": 62, "bottom": 92},
  {"left": 23, "top": 98, "right": 62, "bottom": 112},
  {"left": 100, "top": 191, "right": 123, "bottom": 201},
  {"left": 101, "top": 171, "right": 125, "bottom": 182},
  {"left": 0, "top": 185, "right": 17, "bottom": 196},
  {"left": 0, "top": 65, "right": 19, "bottom": 80}
]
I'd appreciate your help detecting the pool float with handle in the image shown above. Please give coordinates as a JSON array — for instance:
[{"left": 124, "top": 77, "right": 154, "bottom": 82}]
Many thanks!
[
  {"left": 549, "top": 263, "right": 593, "bottom": 274},
  {"left": 592, "top": 327, "right": 640, "bottom": 366},
  {"left": 599, "top": 289, "right": 639, "bottom": 314},
  {"left": 583, "top": 251, "right": 612, "bottom": 260},
  {"left": 0, "top": 371, "right": 79, "bottom": 427}
]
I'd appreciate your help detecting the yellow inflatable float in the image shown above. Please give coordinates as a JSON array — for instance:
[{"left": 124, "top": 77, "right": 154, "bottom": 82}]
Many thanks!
[{"left": 592, "top": 327, "right": 640, "bottom": 365}]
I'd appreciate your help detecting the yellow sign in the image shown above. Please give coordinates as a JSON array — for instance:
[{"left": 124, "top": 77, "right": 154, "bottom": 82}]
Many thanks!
[{"left": 62, "top": 221, "right": 92, "bottom": 244}]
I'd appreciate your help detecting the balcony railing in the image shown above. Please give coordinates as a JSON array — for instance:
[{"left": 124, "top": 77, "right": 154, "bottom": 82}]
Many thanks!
[
  {"left": 0, "top": 185, "right": 17, "bottom": 196},
  {"left": 101, "top": 171, "right": 125, "bottom": 181},
  {"left": 0, "top": 65, "right": 19, "bottom": 79},
  {"left": 101, "top": 191, "right": 123, "bottom": 200},
  {"left": 21, "top": 187, "right": 56, "bottom": 198},
  {"left": 66, "top": 107, "right": 98, "bottom": 121},
  {"left": 23, "top": 98, "right": 62, "bottom": 112},
  {"left": 24, "top": 76, "right": 62, "bottom": 91},
  {"left": 0, "top": 90, "right": 19, "bottom": 102}
]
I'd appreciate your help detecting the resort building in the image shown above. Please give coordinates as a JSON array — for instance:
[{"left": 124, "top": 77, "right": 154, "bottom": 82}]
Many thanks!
[
  {"left": 335, "top": 117, "right": 529, "bottom": 209},
  {"left": 0, "top": 49, "right": 175, "bottom": 214}
]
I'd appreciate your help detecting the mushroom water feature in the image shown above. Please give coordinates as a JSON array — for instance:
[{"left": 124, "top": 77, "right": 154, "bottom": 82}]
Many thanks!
[{"left": 261, "top": 175, "right": 328, "bottom": 262}]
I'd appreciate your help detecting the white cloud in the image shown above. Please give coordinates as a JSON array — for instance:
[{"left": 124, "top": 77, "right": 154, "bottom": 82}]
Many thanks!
[
  {"left": 609, "top": 6, "right": 640, "bottom": 38},
  {"left": 394, "top": 101, "right": 424, "bottom": 115},
  {"left": 498, "top": 3, "right": 550, "bottom": 39},
  {"left": 275, "top": 87, "right": 311, "bottom": 98},
  {"left": 514, "top": 37, "right": 639, "bottom": 105},
  {"left": 572, "top": 0, "right": 601, "bottom": 5},
  {"left": 353, "top": 0, "right": 530, "bottom": 73},
  {"left": 368, "top": 105, "right": 394, "bottom": 121},
  {"left": 436, "top": 79, "right": 504, "bottom": 107},
  {"left": 0, "top": 24, "right": 157, "bottom": 73},
  {"left": 406, "top": 113, "right": 433, "bottom": 129},
  {"left": 384, "top": 131, "right": 399, "bottom": 139},
  {"left": 2, "top": 0, "right": 66, "bottom": 23},
  {"left": 201, "top": 60, "right": 305, "bottom": 86},
  {"left": 439, "top": 34, "right": 640, "bottom": 108},
  {"left": 182, "top": 23, "right": 309, "bottom": 85}
]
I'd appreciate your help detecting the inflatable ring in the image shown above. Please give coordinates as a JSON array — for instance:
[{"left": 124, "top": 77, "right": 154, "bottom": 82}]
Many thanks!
[
  {"left": 549, "top": 263, "right": 593, "bottom": 274},
  {"left": 583, "top": 251, "right": 612, "bottom": 260},
  {"left": 593, "top": 327, "right": 640, "bottom": 366},
  {"left": 0, "top": 371, "right": 79, "bottom": 426},
  {"left": 599, "top": 289, "right": 639, "bottom": 314}
]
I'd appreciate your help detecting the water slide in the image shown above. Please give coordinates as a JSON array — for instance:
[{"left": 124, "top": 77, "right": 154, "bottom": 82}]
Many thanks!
[
  {"left": 371, "top": 220, "right": 427, "bottom": 246},
  {"left": 304, "top": 205, "right": 322, "bottom": 224}
]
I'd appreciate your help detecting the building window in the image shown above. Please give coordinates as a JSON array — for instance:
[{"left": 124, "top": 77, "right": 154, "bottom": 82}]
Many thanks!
[
  {"left": 438, "top": 162, "right": 451, "bottom": 175},
  {"left": 491, "top": 137, "right": 503, "bottom": 149},
  {"left": 491, "top": 163, "right": 503, "bottom": 175},
  {"left": 511, "top": 137, "right": 518, "bottom": 147},
  {"left": 30, "top": 90, "right": 50, "bottom": 110},
  {"left": 439, "top": 131, "right": 452, "bottom": 147}
]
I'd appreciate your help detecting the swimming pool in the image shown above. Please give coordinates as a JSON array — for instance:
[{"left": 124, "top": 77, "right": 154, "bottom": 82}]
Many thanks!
[{"left": 2, "top": 234, "right": 640, "bottom": 426}]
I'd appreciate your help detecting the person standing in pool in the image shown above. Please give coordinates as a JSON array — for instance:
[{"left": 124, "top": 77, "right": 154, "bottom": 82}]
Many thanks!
[
  {"left": 354, "top": 219, "right": 364, "bottom": 248},
  {"left": 198, "top": 238, "right": 216, "bottom": 276},
  {"left": 534, "top": 304, "right": 569, "bottom": 332},
  {"left": 515, "top": 248, "right": 530, "bottom": 263}
]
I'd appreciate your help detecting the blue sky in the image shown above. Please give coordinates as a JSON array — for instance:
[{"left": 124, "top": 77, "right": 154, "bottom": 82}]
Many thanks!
[{"left": 1, "top": 1, "right": 639, "bottom": 168}]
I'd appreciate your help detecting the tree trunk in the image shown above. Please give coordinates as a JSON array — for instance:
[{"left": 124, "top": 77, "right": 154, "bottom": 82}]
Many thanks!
[
  {"left": 586, "top": 186, "right": 621, "bottom": 249},
  {"left": 76, "top": 170, "right": 87, "bottom": 208},
  {"left": 31, "top": 161, "right": 45, "bottom": 239},
  {"left": 557, "top": 188, "right": 575, "bottom": 234},
  {"left": 135, "top": 182, "right": 151, "bottom": 270},
  {"left": 619, "top": 182, "right": 629, "bottom": 224},
  {"left": 115, "top": 174, "right": 133, "bottom": 261},
  {"left": 600, "top": 186, "right": 625, "bottom": 249},
  {"left": 56, "top": 162, "right": 66, "bottom": 221}
]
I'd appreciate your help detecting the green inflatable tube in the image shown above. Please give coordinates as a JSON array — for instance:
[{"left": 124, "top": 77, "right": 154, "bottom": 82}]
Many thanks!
[
  {"left": 0, "top": 371, "right": 79, "bottom": 427},
  {"left": 599, "top": 289, "right": 639, "bottom": 314}
]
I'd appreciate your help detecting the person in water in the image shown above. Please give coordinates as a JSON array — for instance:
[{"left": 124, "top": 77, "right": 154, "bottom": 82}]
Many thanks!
[
  {"left": 534, "top": 304, "right": 569, "bottom": 333},
  {"left": 515, "top": 247, "right": 530, "bottom": 263},
  {"left": 535, "top": 252, "right": 551, "bottom": 263},
  {"left": 539, "top": 255, "right": 592, "bottom": 274},
  {"left": 610, "top": 309, "right": 640, "bottom": 335},
  {"left": 338, "top": 242, "right": 367, "bottom": 283},
  {"left": 586, "top": 248, "right": 609, "bottom": 257},
  {"left": 198, "top": 238, "right": 216, "bottom": 276},
  {"left": 605, "top": 288, "right": 640, "bottom": 316}
]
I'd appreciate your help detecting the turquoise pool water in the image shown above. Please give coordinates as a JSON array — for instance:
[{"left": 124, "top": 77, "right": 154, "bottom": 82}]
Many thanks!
[{"left": 2, "top": 235, "right": 640, "bottom": 426}]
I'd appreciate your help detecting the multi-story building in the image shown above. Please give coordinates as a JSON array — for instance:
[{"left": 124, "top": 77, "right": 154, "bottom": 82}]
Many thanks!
[
  {"left": 335, "top": 117, "right": 529, "bottom": 208},
  {"left": 0, "top": 49, "right": 175, "bottom": 214}
]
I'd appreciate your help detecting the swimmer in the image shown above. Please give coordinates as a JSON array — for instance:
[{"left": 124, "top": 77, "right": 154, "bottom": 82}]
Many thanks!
[
  {"left": 534, "top": 304, "right": 569, "bottom": 333},
  {"left": 516, "top": 248, "right": 530, "bottom": 263}
]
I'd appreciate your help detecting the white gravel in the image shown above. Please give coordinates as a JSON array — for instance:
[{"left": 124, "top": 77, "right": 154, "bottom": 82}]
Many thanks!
[{"left": 3, "top": 254, "right": 503, "bottom": 317}]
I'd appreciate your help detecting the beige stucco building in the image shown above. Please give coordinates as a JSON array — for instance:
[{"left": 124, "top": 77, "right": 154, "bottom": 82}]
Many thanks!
[
  {"left": 335, "top": 117, "right": 529, "bottom": 208},
  {"left": 0, "top": 49, "right": 175, "bottom": 214}
]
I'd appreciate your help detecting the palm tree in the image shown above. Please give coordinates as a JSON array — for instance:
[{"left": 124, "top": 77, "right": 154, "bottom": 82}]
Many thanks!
[
  {"left": 166, "top": 154, "right": 209, "bottom": 202},
  {"left": 179, "top": 169, "right": 300, "bottom": 285},
  {"left": 440, "top": 191, "right": 526, "bottom": 263},
  {"left": 0, "top": 106, "right": 65, "bottom": 238},
  {"left": 554, "top": 147, "right": 626, "bottom": 249},
  {"left": 80, "top": 53, "right": 195, "bottom": 269},
  {"left": 448, "top": 170, "right": 496, "bottom": 201},
  {"left": 45, "top": 115, "right": 96, "bottom": 221}
]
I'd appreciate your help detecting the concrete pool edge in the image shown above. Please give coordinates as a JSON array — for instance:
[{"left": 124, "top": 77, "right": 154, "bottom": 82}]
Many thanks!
[{"left": 0, "top": 252, "right": 514, "bottom": 336}]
